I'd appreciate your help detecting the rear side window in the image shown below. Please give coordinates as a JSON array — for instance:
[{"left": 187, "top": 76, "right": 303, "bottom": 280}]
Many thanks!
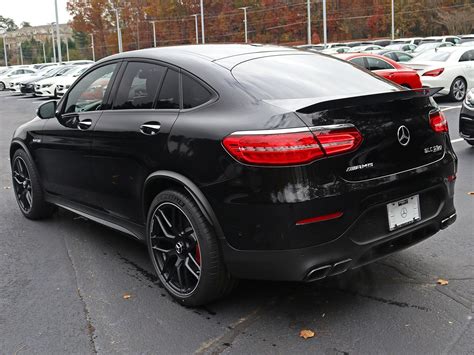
[
  {"left": 157, "top": 69, "right": 180, "bottom": 109},
  {"left": 182, "top": 74, "right": 213, "bottom": 109},
  {"left": 113, "top": 62, "right": 166, "bottom": 110},
  {"left": 349, "top": 57, "right": 368, "bottom": 69},
  {"left": 366, "top": 57, "right": 394, "bottom": 70},
  {"left": 397, "top": 53, "right": 413, "bottom": 62},
  {"left": 459, "top": 50, "right": 474, "bottom": 62},
  {"left": 232, "top": 54, "right": 396, "bottom": 100}
]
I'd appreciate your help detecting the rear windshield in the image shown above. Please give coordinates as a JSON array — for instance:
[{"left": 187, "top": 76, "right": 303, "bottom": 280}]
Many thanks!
[
  {"left": 232, "top": 54, "right": 396, "bottom": 100},
  {"left": 415, "top": 50, "right": 452, "bottom": 62}
]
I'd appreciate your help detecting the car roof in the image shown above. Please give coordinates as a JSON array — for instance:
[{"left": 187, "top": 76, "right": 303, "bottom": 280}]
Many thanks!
[{"left": 103, "top": 44, "right": 296, "bottom": 63}]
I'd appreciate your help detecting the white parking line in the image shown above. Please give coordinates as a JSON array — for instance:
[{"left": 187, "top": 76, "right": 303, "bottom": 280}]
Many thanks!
[{"left": 451, "top": 138, "right": 464, "bottom": 143}]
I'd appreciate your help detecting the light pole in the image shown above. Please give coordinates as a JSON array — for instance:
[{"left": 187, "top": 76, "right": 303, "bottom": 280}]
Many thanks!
[
  {"left": 54, "top": 0, "right": 62, "bottom": 63},
  {"left": 306, "top": 0, "right": 311, "bottom": 45},
  {"left": 50, "top": 24, "right": 57, "bottom": 62},
  {"left": 65, "top": 39, "right": 70, "bottom": 61},
  {"left": 191, "top": 14, "right": 199, "bottom": 44},
  {"left": 41, "top": 42, "right": 46, "bottom": 63},
  {"left": 90, "top": 33, "right": 95, "bottom": 61},
  {"left": 200, "top": 0, "right": 205, "bottom": 44},
  {"left": 322, "top": 0, "right": 327, "bottom": 47},
  {"left": 391, "top": 0, "right": 395, "bottom": 40},
  {"left": 150, "top": 21, "right": 157, "bottom": 47},
  {"left": 114, "top": 7, "right": 123, "bottom": 52},
  {"left": 2, "top": 33, "right": 7, "bottom": 67},
  {"left": 19, "top": 43, "right": 23, "bottom": 65},
  {"left": 239, "top": 7, "right": 249, "bottom": 43}
]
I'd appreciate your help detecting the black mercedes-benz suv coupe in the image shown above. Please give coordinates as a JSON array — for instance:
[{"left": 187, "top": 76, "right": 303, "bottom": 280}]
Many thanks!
[
  {"left": 460, "top": 88, "right": 474, "bottom": 145},
  {"left": 10, "top": 44, "right": 457, "bottom": 305}
]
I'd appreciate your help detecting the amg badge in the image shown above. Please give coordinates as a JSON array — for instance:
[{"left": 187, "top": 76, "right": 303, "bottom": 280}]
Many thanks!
[{"left": 346, "top": 162, "right": 374, "bottom": 172}]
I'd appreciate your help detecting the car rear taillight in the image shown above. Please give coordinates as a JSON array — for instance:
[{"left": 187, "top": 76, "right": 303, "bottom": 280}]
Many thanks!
[
  {"left": 222, "top": 127, "right": 362, "bottom": 166},
  {"left": 423, "top": 68, "right": 444, "bottom": 77},
  {"left": 429, "top": 111, "right": 449, "bottom": 133}
]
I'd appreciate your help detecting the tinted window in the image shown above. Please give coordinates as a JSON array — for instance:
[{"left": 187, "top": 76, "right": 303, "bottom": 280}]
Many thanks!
[
  {"left": 397, "top": 53, "right": 413, "bottom": 62},
  {"left": 232, "top": 54, "right": 396, "bottom": 100},
  {"left": 366, "top": 57, "right": 394, "bottom": 70},
  {"left": 156, "top": 69, "right": 180, "bottom": 109},
  {"left": 460, "top": 50, "right": 474, "bottom": 62},
  {"left": 182, "top": 74, "right": 212, "bottom": 109},
  {"left": 113, "top": 62, "right": 166, "bottom": 110},
  {"left": 384, "top": 52, "right": 398, "bottom": 61},
  {"left": 349, "top": 57, "right": 368, "bottom": 68},
  {"left": 64, "top": 63, "right": 117, "bottom": 113}
]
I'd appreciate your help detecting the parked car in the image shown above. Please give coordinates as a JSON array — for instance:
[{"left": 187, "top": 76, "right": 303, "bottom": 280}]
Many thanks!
[
  {"left": 413, "top": 42, "right": 454, "bottom": 56},
  {"left": 10, "top": 44, "right": 457, "bottom": 305},
  {"left": 55, "top": 65, "right": 93, "bottom": 97},
  {"left": 336, "top": 53, "right": 422, "bottom": 88},
  {"left": 371, "top": 50, "right": 414, "bottom": 63},
  {"left": 344, "top": 41, "right": 374, "bottom": 48},
  {"left": 371, "top": 39, "right": 392, "bottom": 47},
  {"left": 13, "top": 66, "right": 71, "bottom": 94},
  {"left": 384, "top": 43, "right": 417, "bottom": 53},
  {"left": 420, "top": 36, "right": 461, "bottom": 45},
  {"left": 34, "top": 66, "right": 78, "bottom": 97},
  {"left": 391, "top": 37, "right": 424, "bottom": 45},
  {"left": 459, "top": 35, "right": 474, "bottom": 45},
  {"left": 321, "top": 46, "right": 351, "bottom": 55},
  {"left": 0, "top": 67, "right": 37, "bottom": 90},
  {"left": 348, "top": 45, "right": 384, "bottom": 53},
  {"left": 459, "top": 88, "right": 474, "bottom": 145},
  {"left": 297, "top": 43, "right": 343, "bottom": 51},
  {"left": 31, "top": 63, "right": 60, "bottom": 70},
  {"left": 406, "top": 47, "right": 474, "bottom": 101}
]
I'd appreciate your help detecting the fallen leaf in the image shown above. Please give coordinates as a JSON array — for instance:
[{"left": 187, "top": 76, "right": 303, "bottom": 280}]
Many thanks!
[
  {"left": 437, "top": 278, "right": 449, "bottom": 286},
  {"left": 468, "top": 192, "right": 474, "bottom": 196},
  {"left": 123, "top": 294, "right": 132, "bottom": 299},
  {"left": 299, "top": 329, "right": 315, "bottom": 339}
]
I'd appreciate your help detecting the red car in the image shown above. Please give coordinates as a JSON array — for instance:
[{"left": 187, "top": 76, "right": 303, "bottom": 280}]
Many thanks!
[{"left": 336, "top": 53, "right": 422, "bottom": 89}]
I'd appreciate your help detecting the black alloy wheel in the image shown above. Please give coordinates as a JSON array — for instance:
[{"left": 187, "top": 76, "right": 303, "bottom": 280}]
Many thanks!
[
  {"left": 12, "top": 156, "right": 33, "bottom": 213},
  {"left": 150, "top": 201, "right": 202, "bottom": 295},
  {"left": 147, "top": 189, "right": 236, "bottom": 306}
]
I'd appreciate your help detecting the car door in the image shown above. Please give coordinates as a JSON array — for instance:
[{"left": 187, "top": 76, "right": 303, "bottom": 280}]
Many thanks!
[
  {"left": 89, "top": 60, "right": 181, "bottom": 224},
  {"left": 35, "top": 62, "right": 121, "bottom": 207}
]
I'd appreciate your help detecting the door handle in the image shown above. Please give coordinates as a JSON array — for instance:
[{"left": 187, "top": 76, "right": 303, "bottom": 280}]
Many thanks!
[
  {"left": 78, "top": 118, "right": 92, "bottom": 130},
  {"left": 140, "top": 122, "right": 161, "bottom": 136}
]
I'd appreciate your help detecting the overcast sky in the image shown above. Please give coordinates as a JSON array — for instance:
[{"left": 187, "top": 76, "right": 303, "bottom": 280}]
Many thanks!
[{"left": 2, "top": 0, "right": 71, "bottom": 27}]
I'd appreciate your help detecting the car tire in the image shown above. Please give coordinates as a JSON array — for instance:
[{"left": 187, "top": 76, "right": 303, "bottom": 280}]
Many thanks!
[
  {"left": 449, "top": 77, "right": 467, "bottom": 102},
  {"left": 0, "top": 82, "right": 5, "bottom": 91},
  {"left": 146, "top": 189, "right": 236, "bottom": 306},
  {"left": 11, "top": 149, "right": 56, "bottom": 220}
]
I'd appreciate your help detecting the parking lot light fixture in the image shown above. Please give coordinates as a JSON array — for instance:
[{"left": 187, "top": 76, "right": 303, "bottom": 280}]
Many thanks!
[
  {"left": 150, "top": 21, "right": 157, "bottom": 47},
  {"left": 50, "top": 23, "right": 57, "bottom": 63},
  {"left": 322, "top": 0, "right": 327, "bottom": 46},
  {"left": 307, "top": 0, "right": 311, "bottom": 45},
  {"left": 200, "top": 0, "right": 205, "bottom": 44},
  {"left": 114, "top": 7, "right": 123, "bottom": 52},
  {"left": 19, "top": 43, "right": 23, "bottom": 65},
  {"left": 239, "top": 7, "right": 249, "bottom": 43},
  {"left": 191, "top": 14, "right": 199, "bottom": 44},
  {"left": 90, "top": 33, "right": 95, "bottom": 62}
]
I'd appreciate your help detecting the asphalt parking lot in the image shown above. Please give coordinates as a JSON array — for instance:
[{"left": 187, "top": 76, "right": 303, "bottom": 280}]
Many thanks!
[{"left": 0, "top": 92, "right": 472, "bottom": 354}]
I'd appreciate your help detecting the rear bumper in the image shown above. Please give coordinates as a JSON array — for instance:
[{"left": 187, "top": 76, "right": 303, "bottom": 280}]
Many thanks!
[
  {"left": 222, "top": 194, "right": 456, "bottom": 281},
  {"left": 420, "top": 77, "right": 450, "bottom": 95}
]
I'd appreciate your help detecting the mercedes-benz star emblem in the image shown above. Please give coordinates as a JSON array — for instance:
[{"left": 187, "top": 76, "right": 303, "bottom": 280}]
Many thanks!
[
  {"left": 400, "top": 207, "right": 408, "bottom": 218},
  {"left": 397, "top": 125, "right": 410, "bottom": 146},
  {"left": 175, "top": 241, "right": 184, "bottom": 254}
]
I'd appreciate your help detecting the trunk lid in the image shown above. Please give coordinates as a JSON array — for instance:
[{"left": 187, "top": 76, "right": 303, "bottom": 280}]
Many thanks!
[{"left": 289, "top": 89, "right": 446, "bottom": 181}]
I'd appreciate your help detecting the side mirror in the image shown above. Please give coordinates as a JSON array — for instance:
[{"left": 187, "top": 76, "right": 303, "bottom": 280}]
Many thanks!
[{"left": 36, "top": 100, "right": 57, "bottom": 119}]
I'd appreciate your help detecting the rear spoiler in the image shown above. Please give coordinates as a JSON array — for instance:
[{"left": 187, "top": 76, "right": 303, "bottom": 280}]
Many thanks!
[{"left": 264, "top": 87, "right": 443, "bottom": 114}]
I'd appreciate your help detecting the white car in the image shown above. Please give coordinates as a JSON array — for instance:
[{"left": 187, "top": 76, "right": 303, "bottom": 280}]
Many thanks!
[
  {"left": 348, "top": 45, "right": 384, "bottom": 53},
  {"left": 391, "top": 37, "right": 424, "bottom": 46},
  {"left": 412, "top": 42, "right": 454, "bottom": 56},
  {"left": 34, "top": 65, "right": 87, "bottom": 97},
  {"left": 421, "top": 36, "right": 460, "bottom": 45},
  {"left": 0, "top": 67, "right": 37, "bottom": 91},
  {"left": 12, "top": 66, "right": 68, "bottom": 94},
  {"left": 55, "top": 65, "right": 92, "bottom": 97},
  {"left": 406, "top": 47, "right": 474, "bottom": 101}
]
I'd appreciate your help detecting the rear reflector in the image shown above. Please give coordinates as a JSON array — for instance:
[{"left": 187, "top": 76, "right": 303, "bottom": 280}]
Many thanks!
[
  {"left": 223, "top": 127, "right": 362, "bottom": 166},
  {"left": 296, "top": 211, "right": 343, "bottom": 226},
  {"left": 429, "top": 111, "right": 448, "bottom": 133},
  {"left": 423, "top": 68, "right": 444, "bottom": 77}
]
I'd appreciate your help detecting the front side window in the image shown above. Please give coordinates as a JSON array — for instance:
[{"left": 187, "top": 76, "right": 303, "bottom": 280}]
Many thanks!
[
  {"left": 64, "top": 63, "right": 117, "bottom": 113},
  {"left": 113, "top": 62, "right": 166, "bottom": 110},
  {"left": 366, "top": 57, "right": 394, "bottom": 70},
  {"left": 397, "top": 53, "right": 413, "bottom": 62},
  {"left": 182, "top": 74, "right": 213, "bottom": 109},
  {"left": 349, "top": 57, "right": 368, "bottom": 69}
]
